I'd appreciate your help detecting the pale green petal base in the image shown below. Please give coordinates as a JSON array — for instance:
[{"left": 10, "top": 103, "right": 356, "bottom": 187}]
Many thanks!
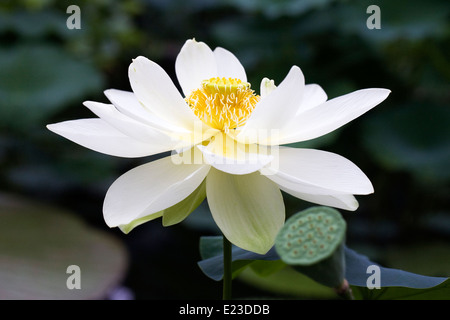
[
  {"left": 119, "top": 212, "right": 163, "bottom": 234},
  {"left": 206, "top": 168, "right": 285, "bottom": 255},
  {"left": 162, "top": 180, "right": 206, "bottom": 227},
  {"left": 119, "top": 179, "right": 207, "bottom": 233}
]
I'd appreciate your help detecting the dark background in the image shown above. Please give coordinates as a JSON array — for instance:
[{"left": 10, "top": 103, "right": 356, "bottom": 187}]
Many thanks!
[{"left": 0, "top": 0, "right": 449, "bottom": 299}]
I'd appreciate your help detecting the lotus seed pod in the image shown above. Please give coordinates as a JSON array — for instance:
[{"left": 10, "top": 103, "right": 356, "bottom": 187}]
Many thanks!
[{"left": 275, "top": 206, "right": 347, "bottom": 288}]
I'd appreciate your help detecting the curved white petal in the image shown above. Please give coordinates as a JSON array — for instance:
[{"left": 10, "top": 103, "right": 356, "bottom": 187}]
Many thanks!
[
  {"left": 129, "top": 56, "right": 200, "bottom": 131},
  {"left": 83, "top": 101, "right": 192, "bottom": 150},
  {"left": 103, "top": 156, "right": 210, "bottom": 227},
  {"left": 298, "top": 84, "right": 328, "bottom": 113},
  {"left": 206, "top": 168, "right": 285, "bottom": 254},
  {"left": 175, "top": 39, "right": 218, "bottom": 97},
  {"left": 197, "top": 132, "right": 274, "bottom": 175},
  {"left": 258, "top": 81, "right": 325, "bottom": 114},
  {"left": 47, "top": 119, "right": 162, "bottom": 158},
  {"left": 263, "top": 147, "right": 374, "bottom": 195},
  {"left": 279, "top": 88, "right": 391, "bottom": 145},
  {"left": 104, "top": 89, "right": 189, "bottom": 134},
  {"left": 281, "top": 185, "right": 359, "bottom": 211},
  {"left": 213, "top": 47, "right": 247, "bottom": 82},
  {"left": 237, "top": 66, "right": 305, "bottom": 145}
]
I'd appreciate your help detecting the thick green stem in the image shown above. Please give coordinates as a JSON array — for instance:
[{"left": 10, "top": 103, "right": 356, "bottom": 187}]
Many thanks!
[{"left": 222, "top": 236, "right": 232, "bottom": 300}]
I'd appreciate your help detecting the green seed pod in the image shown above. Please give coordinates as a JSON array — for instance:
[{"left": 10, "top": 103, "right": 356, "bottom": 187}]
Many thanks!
[{"left": 275, "top": 206, "right": 347, "bottom": 288}]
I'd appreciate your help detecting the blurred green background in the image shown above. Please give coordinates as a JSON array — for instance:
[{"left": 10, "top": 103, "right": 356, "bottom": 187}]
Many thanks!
[{"left": 0, "top": 0, "right": 449, "bottom": 299}]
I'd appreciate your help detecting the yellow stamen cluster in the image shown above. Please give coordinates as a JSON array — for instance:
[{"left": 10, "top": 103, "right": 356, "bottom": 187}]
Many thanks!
[{"left": 186, "top": 77, "right": 260, "bottom": 133}]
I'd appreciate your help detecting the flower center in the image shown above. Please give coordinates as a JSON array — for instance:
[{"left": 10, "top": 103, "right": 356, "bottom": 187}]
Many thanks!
[{"left": 185, "top": 77, "right": 260, "bottom": 133}]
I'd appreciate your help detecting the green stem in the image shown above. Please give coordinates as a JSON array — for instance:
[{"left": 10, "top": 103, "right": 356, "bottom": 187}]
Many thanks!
[{"left": 222, "top": 236, "right": 232, "bottom": 300}]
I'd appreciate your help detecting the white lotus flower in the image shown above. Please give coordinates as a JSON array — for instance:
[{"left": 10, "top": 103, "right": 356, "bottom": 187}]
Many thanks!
[{"left": 47, "top": 39, "right": 390, "bottom": 254}]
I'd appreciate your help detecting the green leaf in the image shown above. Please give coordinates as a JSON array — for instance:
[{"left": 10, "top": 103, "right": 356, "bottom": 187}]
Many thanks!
[
  {"left": 352, "top": 279, "right": 450, "bottom": 300},
  {"left": 384, "top": 242, "right": 450, "bottom": 278},
  {"left": 0, "top": 194, "right": 128, "bottom": 299},
  {"left": 344, "top": 247, "right": 447, "bottom": 292},
  {"left": 0, "top": 44, "right": 104, "bottom": 131},
  {"left": 198, "top": 239, "right": 448, "bottom": 299},
  {"left": 239, "top": 265, "right": 338, "bottom": 299},
  {"left": 249, "top": 259, "right": 286, "bottom": 277},
  {"left": 199, "top": 236, "right": 224, "bottom": 260}
]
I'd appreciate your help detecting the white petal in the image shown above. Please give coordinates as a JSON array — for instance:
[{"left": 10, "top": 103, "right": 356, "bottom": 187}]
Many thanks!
[
  {"left": 83, "top": 101, "right": 190, "bottom": 149},
  {"left": 281, "top": 185, "right": 359, "bottom": 211},
  {"left": 263, "top": 147, "right": 374, "bottom": 195},
  {"left": 213, "top": 47, "right": 247, "bottom": 81},
  {"left": 258, "top": 81, "right": 325, "bottom": 112},
  {"left": 237, "top": 66, "right": 305, "bottom": 145},
  {"left": 104, "top": 89, "right": 189, "bottom": 134},
  {"left": 297, "top": 84, "right": 328, "bottom": 113},
  {"left": 279, "top": 88, "right": 391, "bottom": 144},
  {"left": 175, "top": 39, "right": 218, "bottom": 97},
  {"left": 206, "top": 168, "right": 285, "bottom": 254},
  {"left": 47, "top": 119, "right": 161, "bottom": 158},
  {"left": 103, "top": 155, "right": 210, "bottom": 227},
  {"left": 129, "top": 56, "right": 200, "bottom": 131},
  {"left": 197, "top": 132, "right": 274, "bottom": 175}
]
